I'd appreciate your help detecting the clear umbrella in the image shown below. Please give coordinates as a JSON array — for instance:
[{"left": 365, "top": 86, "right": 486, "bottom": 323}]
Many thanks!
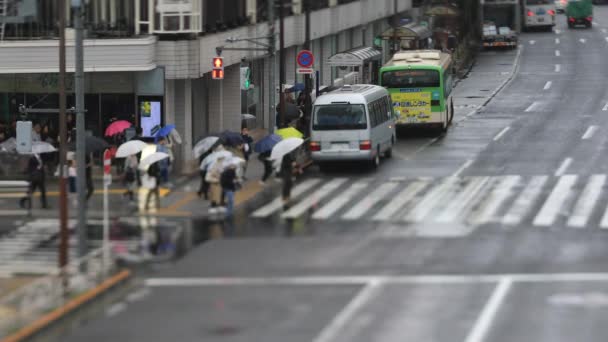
[
  {"left": 139, "top": 152, "right": 169, "bottom": 170},
  {"left": 193, "top": 137, "right": 219, "bottom": 159},
  {"left": 116, "top": 140, "right": 148, "bottom": 158},
  {"left": 22, "top": 142, "right": 57, "bottom": 155},
  {"left": 200, "top": 150, "right": 233, "bottom": 170},
  {"left": 270, "top": 137, "right": 304, "bottom": 161}
]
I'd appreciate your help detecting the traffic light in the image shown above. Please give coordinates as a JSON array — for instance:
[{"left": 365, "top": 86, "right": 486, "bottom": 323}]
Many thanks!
[
  {"left": 212, "top": 56, "right": 224, "bottom": 80},
  {"left": 240, "top": 66, "right": 251, "bottom": 90}
]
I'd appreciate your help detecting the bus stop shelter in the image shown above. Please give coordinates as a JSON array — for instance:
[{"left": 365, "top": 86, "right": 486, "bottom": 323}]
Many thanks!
[
  {"left": 380, "top": 23, "right": 432, "bottom": 52},
  {"left": 326, "top": 46, "right": 382, "bottom": 85}
]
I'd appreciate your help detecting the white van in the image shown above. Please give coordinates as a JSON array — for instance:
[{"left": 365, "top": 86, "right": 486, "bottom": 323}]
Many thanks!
[{"left": 310, "top": 85, "right": 397, "bottom": 168}]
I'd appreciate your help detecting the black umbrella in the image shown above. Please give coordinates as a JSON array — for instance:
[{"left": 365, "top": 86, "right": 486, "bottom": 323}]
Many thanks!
[
  {"left": 219, "top": 130, "right": 244, "bottom": 147},
  {"left": 69, "top": 135, "right": 110, "bottom": 153},
  {"left": 277, "top": 102, "right": 302, "bottom": 122}
]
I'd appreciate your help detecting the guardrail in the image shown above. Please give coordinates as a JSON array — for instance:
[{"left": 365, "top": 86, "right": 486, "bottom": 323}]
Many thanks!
[{"left": 0, "top": 247, "right": 117, "bottom": 338}]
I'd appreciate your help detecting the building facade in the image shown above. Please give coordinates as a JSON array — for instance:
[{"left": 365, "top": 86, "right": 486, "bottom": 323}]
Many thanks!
[{"left": 0, "top": 0, "right": 413, "bottom": 173}]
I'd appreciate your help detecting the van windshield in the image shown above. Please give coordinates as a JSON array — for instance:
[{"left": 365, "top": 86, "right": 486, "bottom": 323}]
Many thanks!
[{"left": 313, "top": 104, "right": 367, "bottom": 130}]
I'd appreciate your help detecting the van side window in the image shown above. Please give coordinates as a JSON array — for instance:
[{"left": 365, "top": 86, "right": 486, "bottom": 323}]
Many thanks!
[{"left": 368, "top": 104, "right": 377, "bottom": 127}]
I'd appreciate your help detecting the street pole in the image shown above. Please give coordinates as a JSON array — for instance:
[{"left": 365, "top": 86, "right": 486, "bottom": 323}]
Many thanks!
[
  {"left": 74, "top": 0, "right": 88, "bottom": 259},
  {"left": 268, "top": 0, "right": 276, "bottom": 131},
  {"left": 278, "top": 0, "right": 286, "bottom": 128},
  {"left": 58, "top": 0, "right": 69, "bottom": 271},
  {"left": 303, "top": 0, "right": 312, "bottom": 136}
]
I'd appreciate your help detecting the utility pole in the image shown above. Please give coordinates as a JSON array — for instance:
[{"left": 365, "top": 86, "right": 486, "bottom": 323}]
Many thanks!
[
  {"left": 303, "top": 0, "right": 312, "bottom": 136},
  {"left": 268, "top": 0, "right": 276, "bottom": 130},
  {"left": 74, "top": 0, "right": 87, "bottom": 259},
  {"left": 58, "top": 0, "right": 69, "bottom": 270},
  {"left": 278, "top": 0, "right": 286, "bottom": 128}
]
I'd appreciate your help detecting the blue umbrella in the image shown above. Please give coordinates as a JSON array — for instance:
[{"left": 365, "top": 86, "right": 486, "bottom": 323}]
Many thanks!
[
  {"left": 254, "top": 134, "right": 282, "bottom": 153},
  {"left": 219, "top": 130, "right": 244, "bottom": 147},
  {"left": 155, "top": 124, "right": 176, "bottom": 140}
]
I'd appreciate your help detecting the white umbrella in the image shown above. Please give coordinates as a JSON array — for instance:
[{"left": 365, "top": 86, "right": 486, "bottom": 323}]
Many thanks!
[
  {"left": 139, "top": 152, "right": 169, "bottom": 170},
  {"left": 169, "top": 129, "right": 182, "bottom": 145},
  {"left": 241, "top": 113, "right": 256, "bottom": 121},
  {"left": 200, "top": 150, "right": 232, "bottom": 170},
  {"left": 220, "top": 156, "right": 246, "bottom": 170},
  {"left": 29, "top": 142, "right": 57, "bottom": 154},
  {"left": 193, "top": 137, "right": 219, "bottom": 159},
  {"left": 270, "top": 137, "right": 304, "bottom": 161},
  {"left": 116, "top": 140, "right": 147, "bottom": 158}
]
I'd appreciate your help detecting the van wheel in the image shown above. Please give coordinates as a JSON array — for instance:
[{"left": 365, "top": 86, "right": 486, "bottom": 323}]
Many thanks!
[
  {"left": 385, "top": 138, "right": 394, "bottom": 159},
  {"left": 371, "top": 149, "right": 380, "bottom": 169}
]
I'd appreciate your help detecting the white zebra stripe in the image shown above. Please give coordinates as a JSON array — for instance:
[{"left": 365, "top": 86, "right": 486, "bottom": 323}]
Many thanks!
[
  {"left": 312, "top": 181, "right": 369, "bottom": 220},
  {"left": 282, "top": 178, "right": 348, "bottom": 219},
  {"left": 436, "top": 177, "right": 491, "bottom": 223},
  {"left": 567, "top": 175, "right": 606, "bottom": 228},
  {"left": 251, "top": 178, "right": 322, "bottom": 218},
  {"left": 533, "top": 175, "right": 577, "bottom": 227},
  {"left": 470, "top": 176, "right": 521, "bottom": 225},
  {"left": 342, "top": 182, "right": 399, "bottom": 220},
  {"left": 404, "top": 177, "right": 459, "bottom": 223},
  {"left": 502, "top": 176, "right": 548, "bottom": 226},
  {"left": 372, "top": 180, "right": 430, "bottom": 222}
]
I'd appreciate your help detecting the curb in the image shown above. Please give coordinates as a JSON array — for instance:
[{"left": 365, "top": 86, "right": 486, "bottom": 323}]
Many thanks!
[{"left": 1, "top": 269, "right": 132, "bottom": 342}]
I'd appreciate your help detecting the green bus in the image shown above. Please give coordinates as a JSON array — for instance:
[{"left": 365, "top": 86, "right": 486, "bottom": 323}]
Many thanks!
[{"left": 379, "top": 50, "right": 454, "bottom": 132}]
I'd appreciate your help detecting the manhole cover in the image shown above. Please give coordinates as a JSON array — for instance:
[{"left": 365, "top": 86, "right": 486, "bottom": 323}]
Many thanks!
[{"left": 208, "top": 326, "right": 242, "bottom": 336}]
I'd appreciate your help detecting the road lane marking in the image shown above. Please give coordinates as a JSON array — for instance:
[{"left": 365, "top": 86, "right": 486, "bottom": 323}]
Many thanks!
[
  {"left": 555, "top": 64, "right": 561, "bottom": 73},
  {"left": 603, "top": 102, "right": 608, "bottom": 111},
  {"left": 106, "top": 302, "right": 127, "bottom": 317},
  {"left": 543, "top": 81, "right": 552, "bottom": 90},
  {"left": 555, "top": 38, "right": 560, "bottom": 44},
  {"left": 525, "top": 101, "right": 540, "bottom": 112},
  {"left": 471, "top": 176, "right": 520, "bottom": 225},
  {"left": 533, "top": 175, "right": 577, "bottom": 227},
  {"left": 251, "top": 178, "right": 321, "bottom": 218},
  {"left": 567, "top": 175, "right": 606, "bottom": 228},
  {"left": 464, "top": 278, "right": 512, "bottom": 342},
  {"left": 529, "top": 40, "right": 535, "bottom": 45},
  {"left": 581, "top": 125, "right": 598, "bottom": 140},
  {"left": 145, "top": 273, "right": 608, "bottom": 287},
  {"left": 404, "top": 177, "right": 459, "bottom": 222},
  {"left": 312, "top": 181, "right": 369, "bottom": 220},
  {"left": 453, "top": 159, "right": 474, "bottom": 177},
  {"left": 341, "top": 182, "right": 398, "bottom": 220},
  {"left": 555, "top": 50, "right": 560, "bottom": 57},
  {"left": 580, "top": 38, "right": 586, "bottom": 44},
  {"left": 605, "top": 37, "right": 608, "bottom": 43},
  {"left": 502, "top": 176, "right": 548, "bottom": 225},
  {"left": 602, "top": 28, "right": 607, "bottom": 33},
  {"left": 436, "top": 177, "right": 491, "bottom": 223},
  {"left": 555, "top": 157, "right": 573, "bottom": 176},
  {"left": 555, "top": 29, "right": 561, "bottom": 34},
  {"left": 282, "top": 178, "right": 348, "bottom": 219},
  {"left": 312, "top": 280, "right": 383, "bottom": 342},
  {"left": 372, "top": 180, "right": 429, "bottom": 221},
  {"left": 493, "top": 126, "right": 511, "bottom": 141}
]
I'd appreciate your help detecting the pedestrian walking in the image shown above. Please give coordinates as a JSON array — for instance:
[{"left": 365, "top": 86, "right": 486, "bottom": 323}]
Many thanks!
[
  {"left": 68, "top": 159, "right": 77, "bottom": 208},
  {"left": 258, "top": 150, "right": 272, "bottom": 185},
  {"left": 241, "top": 127, "right": 253, "bottom": 176},
  {"left": 144, "top": 163, "right": 161, "bottom": 211},
  {"left": 205, "top": 156, "right": 225, "bottom": 208},
  {"left": 20, "top": 154, "right": 47, "bottom": 209},
  {"left": 85, "top": 154, "right": 95, "bottom": 201},
  {"left": 197, "top": 150, "right": 211, "bottom": 199},
  {"left": 157, "top": 137, "right": 171, "bottom": 185},
  {"left": 280, "top": 152, "right": 300, "bottom": 209},
  {"left": 123, "top": 154, "right": 138, "bottom": 201},
  {"left": 220, "top": 163, "right": 239, "bottom": 218}
]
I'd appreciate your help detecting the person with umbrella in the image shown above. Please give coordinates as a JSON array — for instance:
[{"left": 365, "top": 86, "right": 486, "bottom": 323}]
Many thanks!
[
  {"left": 279, "top": 152, "right": 300, "bottom": 210},
  {"left": 220, "top": 161, "right": 239, "bottom": 218},
  {"left": 255, "top": 134, "right": 281, "bottom": 185},
  {"left": 144, "top": 162, "right": 161, "bottom": 211},
  {"left": 123, "top": 153, "right": 139, "bottom": 202},
  {"left": 157, "top": 137, "right": 171, "bottom": 185},
  {"left": 20, "top": 153, "right": 48, "bottom": 209},
  {"left": 240, "top": 126, "right": 253, "bottom": 176},
  {"left": 205, "top": 154, "right": 226, "bottom": 209}
]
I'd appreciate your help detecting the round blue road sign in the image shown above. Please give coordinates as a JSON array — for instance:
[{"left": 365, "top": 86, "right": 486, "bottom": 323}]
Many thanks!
[{"left": 297, "top": 50, "right": 314, "bottom": 68}]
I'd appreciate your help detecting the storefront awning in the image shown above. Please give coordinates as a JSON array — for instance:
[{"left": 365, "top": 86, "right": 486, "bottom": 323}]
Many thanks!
[
  {"left": 425, "top": 5, "right": 460, "bottom": 17},
  {"left": 380, "top": 23, "right": 432, "bottom": 41},
  {"left": 327, "top": 46, "right": 382, "bottom": 67}
]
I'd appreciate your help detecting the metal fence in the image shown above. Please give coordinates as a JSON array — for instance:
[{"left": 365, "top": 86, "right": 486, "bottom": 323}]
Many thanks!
[{"left": 0, "top": 246, "right": 117, "bottom": 338}]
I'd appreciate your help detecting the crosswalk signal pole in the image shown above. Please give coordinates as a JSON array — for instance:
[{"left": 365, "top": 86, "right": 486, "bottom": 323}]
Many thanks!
[{"left": 58, "top": 0, "right": 69, "bottom": 272}]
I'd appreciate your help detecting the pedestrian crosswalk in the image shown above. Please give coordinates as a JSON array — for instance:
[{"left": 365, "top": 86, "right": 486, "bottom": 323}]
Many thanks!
[{"left": 251, "top": 174, "right": 608, "bottom": 230}]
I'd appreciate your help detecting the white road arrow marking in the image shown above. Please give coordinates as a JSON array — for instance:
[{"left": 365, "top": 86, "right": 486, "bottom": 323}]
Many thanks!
[{"left": 543, "top": 81, "right": 552, "bottom": 90}]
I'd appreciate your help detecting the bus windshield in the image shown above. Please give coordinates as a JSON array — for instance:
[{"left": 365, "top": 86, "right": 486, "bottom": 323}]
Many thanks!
[
  {"left": 313, "top": 104, "right": 367, "bottom": 130},
  {"left": 382, "top": 69, "right": 440, "bottom": 88}
]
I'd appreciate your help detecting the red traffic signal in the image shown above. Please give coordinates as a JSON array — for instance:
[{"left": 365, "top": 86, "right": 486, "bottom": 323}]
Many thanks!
[
  {"left": 213, "top": 57, "right": 224, "bottom": 69},
  {"left": 212, "top": 68, "right": 224, "bottom": 80}
]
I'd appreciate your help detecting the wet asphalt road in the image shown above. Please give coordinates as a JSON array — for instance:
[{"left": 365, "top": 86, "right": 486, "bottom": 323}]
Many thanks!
[{"left": 61, "top": 9, "right": 608, "bottom": 342}]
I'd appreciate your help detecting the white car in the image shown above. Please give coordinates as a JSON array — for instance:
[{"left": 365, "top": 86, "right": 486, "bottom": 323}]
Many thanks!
[{"left": 555, "top": 0, "right": 567, "bottom": 13}]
